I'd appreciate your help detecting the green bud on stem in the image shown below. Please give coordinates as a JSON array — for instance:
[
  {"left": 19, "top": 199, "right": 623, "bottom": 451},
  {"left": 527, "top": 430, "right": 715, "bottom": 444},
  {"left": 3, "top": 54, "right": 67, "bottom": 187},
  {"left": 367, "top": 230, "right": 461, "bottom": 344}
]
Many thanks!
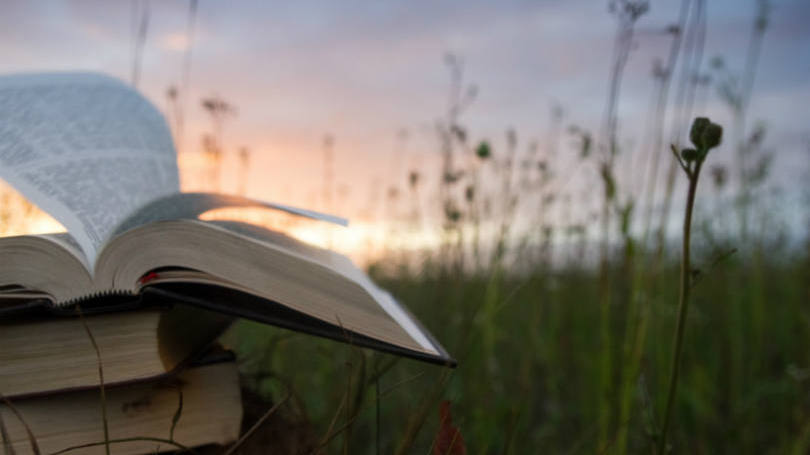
[
  {"left": 689, "top": 117, "right": 723, "bottom": 154},
  {"left": 690, "top": 117, "right": 711, "bottom": 149},
  {"left": 701, "top": 123, "right": 723, "bottom": 150},
  {"left": 681, "top": 148, "right": 699, "bottom": 162}
]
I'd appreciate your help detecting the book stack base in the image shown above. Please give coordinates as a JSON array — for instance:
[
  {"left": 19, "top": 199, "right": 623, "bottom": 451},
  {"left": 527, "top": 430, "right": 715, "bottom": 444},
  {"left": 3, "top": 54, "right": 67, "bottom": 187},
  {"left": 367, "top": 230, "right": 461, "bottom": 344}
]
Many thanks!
[
  {"left": 1, "top": 306, "right": 243, "bottom": 455},
  {"left": 1, "top": 362, "right": 242, "bottom": 455}
]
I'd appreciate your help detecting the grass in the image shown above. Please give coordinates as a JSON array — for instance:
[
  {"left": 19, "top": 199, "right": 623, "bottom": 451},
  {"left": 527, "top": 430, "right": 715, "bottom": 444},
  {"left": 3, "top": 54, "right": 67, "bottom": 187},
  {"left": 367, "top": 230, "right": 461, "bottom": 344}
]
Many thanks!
[
  {"left": 220, "top": 112, "right": 806, "bottom": 453},
  {"left": 225, "top": 239, "right": 809, "bottom": 453}
]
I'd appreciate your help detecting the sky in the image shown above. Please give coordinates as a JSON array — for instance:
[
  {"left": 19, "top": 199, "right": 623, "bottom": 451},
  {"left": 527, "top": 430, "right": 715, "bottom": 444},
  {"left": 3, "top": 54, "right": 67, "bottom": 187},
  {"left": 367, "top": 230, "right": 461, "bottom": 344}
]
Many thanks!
[{"left": 0, "top": 0, "right": 808, "bottom": 257}]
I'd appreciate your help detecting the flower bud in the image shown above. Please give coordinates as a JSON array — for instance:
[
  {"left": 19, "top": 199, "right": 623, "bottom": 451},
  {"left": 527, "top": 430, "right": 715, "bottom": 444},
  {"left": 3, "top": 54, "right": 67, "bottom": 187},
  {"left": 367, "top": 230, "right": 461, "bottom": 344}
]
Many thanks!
[
  {"left": 701, "top": 123, "right": 723, "bottom": 150},
  {"left": 690, "top": 117, "right": 710, "bottom": 149},
  {"left": 681, "top": 148, "right": 699, "bottom": 162},
  {"left": 476, "top": 141, "right": 492, "bottom": 159}
]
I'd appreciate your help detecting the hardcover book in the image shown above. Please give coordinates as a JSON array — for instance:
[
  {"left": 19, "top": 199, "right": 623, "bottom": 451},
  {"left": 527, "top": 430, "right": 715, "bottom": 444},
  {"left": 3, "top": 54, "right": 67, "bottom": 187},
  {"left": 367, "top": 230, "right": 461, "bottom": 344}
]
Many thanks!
[
  {"left": 0, "top": 354, "right": 243, "bottom": 455},
  {"left": 0, "top": 72, "right": 453, "bottom": 368}
]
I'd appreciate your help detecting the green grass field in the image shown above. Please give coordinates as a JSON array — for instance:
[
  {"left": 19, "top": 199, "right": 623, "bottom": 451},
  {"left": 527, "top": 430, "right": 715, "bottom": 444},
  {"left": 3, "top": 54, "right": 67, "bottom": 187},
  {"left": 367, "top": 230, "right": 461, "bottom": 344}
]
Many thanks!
[{"left": 225, "top": 237, "right": 810, "bottom": 453}]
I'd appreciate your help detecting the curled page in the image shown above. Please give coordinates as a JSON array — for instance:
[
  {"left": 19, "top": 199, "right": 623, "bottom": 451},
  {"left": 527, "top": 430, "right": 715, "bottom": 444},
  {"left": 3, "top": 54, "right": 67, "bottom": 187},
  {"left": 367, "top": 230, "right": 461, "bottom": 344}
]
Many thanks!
[
  {"left": 113, "top": 192, "right": 348, "bottom": 237},
  {"left": 0, "top": 73, "right": 179, "bottom": 266}
]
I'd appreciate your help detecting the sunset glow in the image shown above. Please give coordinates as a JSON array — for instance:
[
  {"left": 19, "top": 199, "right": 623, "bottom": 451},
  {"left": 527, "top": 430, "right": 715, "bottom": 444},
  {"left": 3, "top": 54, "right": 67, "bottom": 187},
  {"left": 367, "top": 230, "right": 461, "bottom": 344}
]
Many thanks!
[
  {"left": 198, "top": 206, "right": 441, "bottom": 264},
  {"left": 0, "top": 1, "right": 807, "bottom": 254}
]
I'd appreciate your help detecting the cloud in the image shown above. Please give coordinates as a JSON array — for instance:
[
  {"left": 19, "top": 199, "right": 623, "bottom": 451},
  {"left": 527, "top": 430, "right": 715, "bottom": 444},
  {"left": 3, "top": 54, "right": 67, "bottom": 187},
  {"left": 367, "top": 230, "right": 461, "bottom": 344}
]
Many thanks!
[{"left": 0, "top": 0, "right": 807, "bottom": 222}]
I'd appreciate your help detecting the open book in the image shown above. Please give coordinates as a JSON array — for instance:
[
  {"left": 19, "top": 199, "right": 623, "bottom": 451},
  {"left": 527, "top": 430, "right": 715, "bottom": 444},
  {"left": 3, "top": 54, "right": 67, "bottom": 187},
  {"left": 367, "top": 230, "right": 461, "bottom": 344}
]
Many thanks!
[{"left": 0, "top": 72, "right": 453, "bottom": 366}]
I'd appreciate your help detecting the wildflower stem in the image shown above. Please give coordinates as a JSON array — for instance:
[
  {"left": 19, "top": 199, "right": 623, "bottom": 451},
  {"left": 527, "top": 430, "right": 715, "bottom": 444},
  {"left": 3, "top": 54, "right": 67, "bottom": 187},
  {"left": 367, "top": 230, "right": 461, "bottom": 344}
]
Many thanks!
[{"left": 658, "top": 158, "right": 703, "bottom": 453}]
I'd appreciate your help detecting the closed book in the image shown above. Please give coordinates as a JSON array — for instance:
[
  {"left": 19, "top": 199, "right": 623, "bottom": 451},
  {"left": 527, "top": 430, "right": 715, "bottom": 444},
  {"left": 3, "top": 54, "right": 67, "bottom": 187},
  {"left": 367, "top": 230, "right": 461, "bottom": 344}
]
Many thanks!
[{"left": 0, "top": 357, "right": 242, "bottom": 455}]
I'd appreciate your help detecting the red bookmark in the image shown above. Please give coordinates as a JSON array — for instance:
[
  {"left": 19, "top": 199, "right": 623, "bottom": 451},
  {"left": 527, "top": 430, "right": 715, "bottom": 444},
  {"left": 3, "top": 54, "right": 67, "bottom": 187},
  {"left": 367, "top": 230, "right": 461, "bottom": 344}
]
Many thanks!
[{"left": 138, "top": 272, "right": 160, "bottom": 285}]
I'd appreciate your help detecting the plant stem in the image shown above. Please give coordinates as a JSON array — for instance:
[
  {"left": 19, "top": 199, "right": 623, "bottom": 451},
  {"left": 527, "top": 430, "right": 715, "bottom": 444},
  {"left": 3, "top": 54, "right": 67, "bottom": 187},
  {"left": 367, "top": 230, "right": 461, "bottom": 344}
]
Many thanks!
[
  {"left": 658, "top": 160, "right": 702, "bottom": 453},
  {"left": 76, "top": 306, "right": 109, "bottom": 455}
]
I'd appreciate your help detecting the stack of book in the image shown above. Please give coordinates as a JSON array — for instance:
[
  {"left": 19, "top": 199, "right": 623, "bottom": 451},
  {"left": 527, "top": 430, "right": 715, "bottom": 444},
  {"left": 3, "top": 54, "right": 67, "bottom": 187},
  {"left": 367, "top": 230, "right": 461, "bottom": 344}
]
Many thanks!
[
  {"left": 0, "top": 72, "right": 452, "bottom": 454},
  {"left": 1, "top": 305, "right": 242, "bottom": 454}
]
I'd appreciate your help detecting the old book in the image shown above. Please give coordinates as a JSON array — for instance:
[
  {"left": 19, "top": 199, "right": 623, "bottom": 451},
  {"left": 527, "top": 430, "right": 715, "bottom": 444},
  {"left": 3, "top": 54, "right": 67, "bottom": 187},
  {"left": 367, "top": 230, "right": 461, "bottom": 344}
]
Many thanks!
[
  {"left": 0, "top": 358, "right": 242, "bottom": 455},
  {"left": 0, "top": 305, "right": 231, "bottom": 398},
  {"left": 0, "top": 72, "right": 453, "bottom": 367}
]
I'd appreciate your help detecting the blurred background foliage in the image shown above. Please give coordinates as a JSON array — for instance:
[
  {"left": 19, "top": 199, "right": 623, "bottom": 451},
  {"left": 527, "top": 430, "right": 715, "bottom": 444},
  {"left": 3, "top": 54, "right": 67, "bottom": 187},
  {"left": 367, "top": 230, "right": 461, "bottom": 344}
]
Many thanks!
[{"left": 224, "top": 1, "right": 810, "bottom": 453}]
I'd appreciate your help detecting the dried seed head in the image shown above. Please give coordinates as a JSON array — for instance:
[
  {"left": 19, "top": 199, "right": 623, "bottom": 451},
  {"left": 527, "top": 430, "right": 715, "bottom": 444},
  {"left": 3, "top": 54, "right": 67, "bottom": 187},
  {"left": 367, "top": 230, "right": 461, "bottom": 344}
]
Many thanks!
[
  {"left": 580, "top": 133, "right": 592, "bottom": 159},
  {"left": 450, "top": 124, "right": 467, "bottom": 143},
  {"left": 465, "top": 185, "right": 475, "bottom": 202},
  {"left": 409, "top": 171, "right": 420, "bottom": 188},
  {"left": 711, "top": 165, "right": 727, "bottom": 189},
  {"left": 444, "top": 201, "right": 462, "bottom": 223},
  {"left": 506, "top": 129, "right": 517, "bottom": 149}
]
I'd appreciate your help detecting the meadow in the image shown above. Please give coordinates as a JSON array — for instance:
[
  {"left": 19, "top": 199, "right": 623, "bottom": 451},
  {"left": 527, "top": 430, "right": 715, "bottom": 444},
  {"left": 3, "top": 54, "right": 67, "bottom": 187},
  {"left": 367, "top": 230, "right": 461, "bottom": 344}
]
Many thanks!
[
  {"left": 219, "top": 1, "right": 810, "bottom": 453},
  {"left": 227, "top": 243, "right": 809, "bottom": 453}
]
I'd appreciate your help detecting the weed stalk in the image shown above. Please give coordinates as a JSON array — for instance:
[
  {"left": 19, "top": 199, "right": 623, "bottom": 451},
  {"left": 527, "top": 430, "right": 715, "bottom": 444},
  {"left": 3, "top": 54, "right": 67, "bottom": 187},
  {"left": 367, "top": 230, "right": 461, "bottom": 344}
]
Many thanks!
[{"left": 658, "top": 117, "right": 722, "bottom": 453}]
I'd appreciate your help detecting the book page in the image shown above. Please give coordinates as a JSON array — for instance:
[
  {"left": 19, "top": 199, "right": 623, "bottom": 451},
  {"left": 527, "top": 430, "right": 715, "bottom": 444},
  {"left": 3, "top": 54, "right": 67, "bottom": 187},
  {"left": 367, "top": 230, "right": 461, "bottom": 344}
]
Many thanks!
[
  {"left": 201, "top": 220, "right": 437, "bottom": 354},
  {"left": 112, "top": 192, "right": 348, "bottom": 237},
  {"left": 0, "top": 73, "right": 179, "bottom": 268},
  {"left": 36, "top": 232, "right": 91, "bottom": 271}
]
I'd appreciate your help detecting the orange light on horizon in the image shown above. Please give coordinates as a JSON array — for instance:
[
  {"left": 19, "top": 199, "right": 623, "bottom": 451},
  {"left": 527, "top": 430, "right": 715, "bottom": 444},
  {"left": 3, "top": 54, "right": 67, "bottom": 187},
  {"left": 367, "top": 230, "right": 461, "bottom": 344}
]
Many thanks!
[
  {"left": 0, "top": 182, "right": 440, "bottom": 265},
  {"left": 0, "top": 214, "right": 66, "bottom": 237},
  {"left": 0, "top": 182, "right": 66, "bottom": 237}
]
